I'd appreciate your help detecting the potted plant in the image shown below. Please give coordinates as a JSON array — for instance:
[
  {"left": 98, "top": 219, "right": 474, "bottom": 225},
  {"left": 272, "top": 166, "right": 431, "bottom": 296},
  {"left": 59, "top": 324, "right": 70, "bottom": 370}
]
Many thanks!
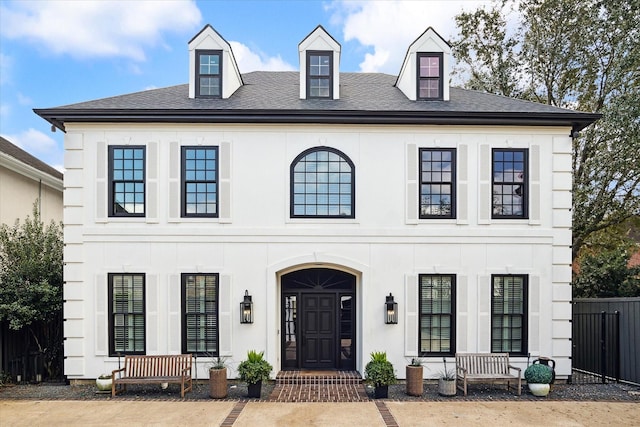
[
  {"left": 438, "top": 357, "right": 456, "bottom": 396},
  {"left": 524, "top": 363, "right": 553, "bottom": 397},
  {"left": 405, "top": 357, "right": 424, "bottom": 396},
  {"left": 237, "top": 350, "right": 273, "bottom": 398},
  {"left": 364, "top": 351, "right": 397, "bottom": 398},
  {"left": 96, "top": 374, "right": 112, "bottom": 392},
  {"left": 209, "top": 356, "right": 228, "bottom": 399}
]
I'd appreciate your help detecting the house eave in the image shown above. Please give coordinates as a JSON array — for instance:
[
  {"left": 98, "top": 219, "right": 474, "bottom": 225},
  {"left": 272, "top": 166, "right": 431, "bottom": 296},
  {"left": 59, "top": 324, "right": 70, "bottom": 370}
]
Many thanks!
[{"left": 34, "top": 108, "right": 601, "bottom": 135}]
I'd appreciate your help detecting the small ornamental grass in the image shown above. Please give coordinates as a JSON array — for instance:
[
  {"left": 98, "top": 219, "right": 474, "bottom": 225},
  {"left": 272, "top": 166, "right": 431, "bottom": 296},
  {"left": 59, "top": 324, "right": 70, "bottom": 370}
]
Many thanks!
[{"left": 524, "top": 363, "right": 553, "bottom": 384}]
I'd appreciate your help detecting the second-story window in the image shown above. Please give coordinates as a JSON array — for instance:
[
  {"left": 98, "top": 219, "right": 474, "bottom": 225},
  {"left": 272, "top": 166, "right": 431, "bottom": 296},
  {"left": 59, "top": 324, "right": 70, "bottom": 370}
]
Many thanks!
[
  {"left": 291, "top": 147, "right": 354, "bottom": 218},
  {"left": 307, "top": 51, "right": 332, "bottom": 98},
  {"left": 196, "top": 50, "right": 222, "bottom": 98},
  {"left": 420, "top": 148, "right": 455, "bottom": 218},
  {"left": 417, "top": 52, "right": 443, "bottom": 100},
  {"left": 492, "top": 149, "right": 528, "bottom": 219},
  {"left": 182, "top": 146, "right": 218, "bottom": 217},
  {"left": 109, "top": 146, "right": 145, "bottom": 217}
]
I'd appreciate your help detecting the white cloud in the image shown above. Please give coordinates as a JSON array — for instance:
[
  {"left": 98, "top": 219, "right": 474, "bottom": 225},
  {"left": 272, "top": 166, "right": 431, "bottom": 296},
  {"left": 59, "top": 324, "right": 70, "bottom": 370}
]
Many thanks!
[
  {"left": 329, "top": 0, "right": 491, "bottom": 73},
  {"left": 229, "top": 41, "right": 295, "bottom": 73},
  {"left": 2, "top": 128, "right": 61, "bottom": 163},
  {"left": 0, "top": 0, "right": 201, "bottom": 61},
  {"left": 17, "top": 93, "right": 32, "bottom": 106}
]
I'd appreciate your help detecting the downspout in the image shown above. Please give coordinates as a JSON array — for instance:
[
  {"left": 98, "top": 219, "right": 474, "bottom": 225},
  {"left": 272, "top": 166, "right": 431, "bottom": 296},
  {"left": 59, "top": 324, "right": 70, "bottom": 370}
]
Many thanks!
[{"left": 38, "top": 179, "right": 42, "bottom": 214}]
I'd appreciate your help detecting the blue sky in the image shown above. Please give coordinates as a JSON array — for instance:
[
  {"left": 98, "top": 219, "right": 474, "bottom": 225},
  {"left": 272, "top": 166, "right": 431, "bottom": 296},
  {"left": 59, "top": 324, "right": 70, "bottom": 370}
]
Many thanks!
[{"left": 0, "top": 0, "right": 489, "bottom": 171}]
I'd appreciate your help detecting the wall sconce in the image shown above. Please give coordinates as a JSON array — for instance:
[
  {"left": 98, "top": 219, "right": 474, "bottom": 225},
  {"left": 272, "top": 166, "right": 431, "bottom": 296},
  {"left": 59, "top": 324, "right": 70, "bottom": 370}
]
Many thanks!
[
  {"left": 385, "top": 293, "right": 398, "bottom": 324},
  {"left": 240, "top": 290, "right": 253, "bottom": 324}
]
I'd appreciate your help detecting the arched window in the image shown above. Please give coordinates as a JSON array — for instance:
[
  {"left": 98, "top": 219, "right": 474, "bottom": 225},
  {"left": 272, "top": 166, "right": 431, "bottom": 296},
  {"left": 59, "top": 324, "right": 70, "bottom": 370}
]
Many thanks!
[{"left": 290, "top": 147, "right": 355, "bottom": 218}]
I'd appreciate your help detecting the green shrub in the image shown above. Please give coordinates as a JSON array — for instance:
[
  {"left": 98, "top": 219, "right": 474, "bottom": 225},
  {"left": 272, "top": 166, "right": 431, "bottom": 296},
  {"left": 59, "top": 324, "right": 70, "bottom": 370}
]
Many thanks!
[
  {"left": 237, "top": 350, "right": 273, "bottom": 385},
  {"left": 524, "top": 364, "right": 553, "bottom": 384},
  {"left": 364, "top": 351, "right": 397, "bottom": 386}
]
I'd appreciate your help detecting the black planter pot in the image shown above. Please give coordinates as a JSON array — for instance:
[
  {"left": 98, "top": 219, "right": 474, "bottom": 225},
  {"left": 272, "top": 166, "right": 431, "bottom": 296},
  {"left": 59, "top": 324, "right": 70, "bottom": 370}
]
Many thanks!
[
  {"left": 374, "top": 385, "right": 389, "bottom": 399},
  {"left": 247, "top": 381, "right": 262, "bottom": 398}
]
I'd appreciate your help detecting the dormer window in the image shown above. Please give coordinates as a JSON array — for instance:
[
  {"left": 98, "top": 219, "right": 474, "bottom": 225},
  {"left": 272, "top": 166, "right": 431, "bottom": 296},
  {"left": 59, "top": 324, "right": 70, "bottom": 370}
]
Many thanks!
[
  {"left": 196, "top": 50, "right": 222, "bottom": 98},
  {"left": 307, "top": 51, "right": 332, "bottom": 98},
  {"left": 417, "top": 53, "right": 443, "bottom": 100}
]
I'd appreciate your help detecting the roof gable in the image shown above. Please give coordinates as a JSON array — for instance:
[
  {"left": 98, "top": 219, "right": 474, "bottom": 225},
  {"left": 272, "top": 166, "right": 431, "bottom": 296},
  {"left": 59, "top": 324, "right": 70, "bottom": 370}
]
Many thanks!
[
  {"left": 298, "top": 25, "right": 341, "bottom": 100},
  {"left": 188, "top": 24, "right": 243, "bottom": 99},
  {"left": 396, "top": 27, "right": 452, "bottom": 101}
]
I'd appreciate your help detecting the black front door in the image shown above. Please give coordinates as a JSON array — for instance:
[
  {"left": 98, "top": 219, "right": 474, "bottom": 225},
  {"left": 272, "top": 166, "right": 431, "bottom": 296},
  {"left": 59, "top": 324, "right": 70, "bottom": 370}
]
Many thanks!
[
  {"left": 281, "top": 268, "right": 355, "bottom": 370},
  {"left": 302, "top": 294, "right": 335, "bottom": 368}
]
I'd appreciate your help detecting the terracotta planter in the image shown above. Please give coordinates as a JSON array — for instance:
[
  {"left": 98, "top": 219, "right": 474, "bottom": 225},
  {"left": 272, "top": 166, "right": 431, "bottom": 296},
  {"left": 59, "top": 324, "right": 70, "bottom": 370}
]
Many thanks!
[
  {"left": 209, "top": 367, "right": 228, "bottom": 399},
  {"left": 247, "top": 380, "right": 262, "bottom": 398},
  {"left": 405, "top": 365, "right": 423, "bottom": 396},
  {"left": 438, "top": 378, "right": 456, "bottom": 396}
]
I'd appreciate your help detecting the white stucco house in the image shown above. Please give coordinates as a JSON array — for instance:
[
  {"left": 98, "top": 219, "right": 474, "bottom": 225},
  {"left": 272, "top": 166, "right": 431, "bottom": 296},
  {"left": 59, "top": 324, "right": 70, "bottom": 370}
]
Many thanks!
[{"left": 35, "top": 25, "right": 599, "bottom": 382}]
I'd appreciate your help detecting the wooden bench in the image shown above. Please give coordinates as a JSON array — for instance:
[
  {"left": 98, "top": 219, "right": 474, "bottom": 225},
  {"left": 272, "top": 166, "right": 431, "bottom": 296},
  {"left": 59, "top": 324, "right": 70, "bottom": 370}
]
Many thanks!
[
  {"left": 111, "top": 354, "right": 193, "bottom": 397},
  {"left": 455, "top": 353, "right": 521, "bottom": 396}
]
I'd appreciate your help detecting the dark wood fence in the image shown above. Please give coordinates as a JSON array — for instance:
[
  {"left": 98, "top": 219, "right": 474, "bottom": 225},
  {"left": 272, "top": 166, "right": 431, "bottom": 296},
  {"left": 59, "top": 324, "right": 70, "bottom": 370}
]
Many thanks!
[{"left": 572, "top": 298, "right": 640, "bottom": 385}]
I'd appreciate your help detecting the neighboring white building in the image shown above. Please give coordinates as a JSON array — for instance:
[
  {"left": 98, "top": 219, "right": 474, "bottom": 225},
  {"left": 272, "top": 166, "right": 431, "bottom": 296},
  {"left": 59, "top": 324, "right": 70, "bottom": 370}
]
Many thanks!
[{"left": 35, "top": 25, "right": 599, "bottom": 382}]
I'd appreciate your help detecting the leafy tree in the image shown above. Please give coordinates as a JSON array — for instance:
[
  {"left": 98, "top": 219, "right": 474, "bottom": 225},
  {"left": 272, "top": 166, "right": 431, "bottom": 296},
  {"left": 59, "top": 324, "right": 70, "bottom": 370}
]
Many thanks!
[
  {"left": 453, "top": 0, "right": 640, "bottom": 261},
  {"left": 572, "top": 245, "right": 640, "bottom": 298},
  {"left": 0, "top": 202, "right": 63, "bottom": 377}
]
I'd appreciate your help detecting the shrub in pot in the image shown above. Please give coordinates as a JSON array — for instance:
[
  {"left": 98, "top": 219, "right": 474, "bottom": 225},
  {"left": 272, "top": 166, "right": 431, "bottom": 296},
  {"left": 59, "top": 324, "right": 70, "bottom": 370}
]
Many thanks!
[
  {"left": 524, "top": 363, "right": 553, "bottom": 397},
  {"left": 364, "top": 351, "right": 396, "bottom": 398},
  {"left": 237, "top": 350, "right": 273, "bottom": 398}
]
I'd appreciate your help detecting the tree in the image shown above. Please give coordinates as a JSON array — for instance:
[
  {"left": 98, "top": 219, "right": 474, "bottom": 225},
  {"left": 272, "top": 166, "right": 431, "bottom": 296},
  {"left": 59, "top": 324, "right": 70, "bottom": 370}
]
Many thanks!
[
  {"left": 572, "top": 245, "right": 640, "bottom": 298},
  {"left": 453, "top": 0, "right": 640, "bottom": 261},
  {"left": 0, "top": 202, "right": 63, "bottom": 377}
]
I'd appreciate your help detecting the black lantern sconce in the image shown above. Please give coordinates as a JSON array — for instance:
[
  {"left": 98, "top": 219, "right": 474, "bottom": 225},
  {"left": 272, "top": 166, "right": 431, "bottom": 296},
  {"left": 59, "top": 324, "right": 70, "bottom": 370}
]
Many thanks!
[
  {"left": 240, "top": 290, "right": 253, "bottom": 324},
  {"left": 385, "top": 293, "right": 398, "bottom": 324}
]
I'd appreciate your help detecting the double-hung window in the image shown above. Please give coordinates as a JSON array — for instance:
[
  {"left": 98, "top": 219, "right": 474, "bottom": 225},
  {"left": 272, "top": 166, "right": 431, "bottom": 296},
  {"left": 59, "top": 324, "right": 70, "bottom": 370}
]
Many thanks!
[
  {"left": 108, "top": 273, "right": 145, "bottom": 356},
  {"left": 307, "top": 51, "right": 332, "bottom": 98},
  {"left": 492, "top": 149, "right": 528, "bottom": 218},
  {"left": 491, "top": 275, "right": 527, "bottom": 355},
  {"left": 182, "top": 146, "right": 218, "bottom": 217},
  {"left": 419, "top": 148, "right": 455, "bottom": 218},
  {"left": 109, "top": 146, "right": 145, "bottom": 217},
  {"left": 291, "top": 147, "right": 354, "bottom": 218},
  {"left": 419, "top": 275, "right": 455, "bottom": 355},
  {"left": 196, "top": 50, "right": 222, "bottom": 98},
  {"left": 417, "top": 53, "right": 443, "bottom": 100},
  {"left": 182, "top": 273, "right": 219, "bottom": 355}
]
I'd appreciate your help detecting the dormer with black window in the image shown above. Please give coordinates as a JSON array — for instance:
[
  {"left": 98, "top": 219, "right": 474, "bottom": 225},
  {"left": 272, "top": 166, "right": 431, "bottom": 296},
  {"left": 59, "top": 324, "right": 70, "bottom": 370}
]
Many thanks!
[
  {"left": 396, "top": 27, "right": 451, "bottom": 101},
  {"left": 299, "top": 26, "right": 341, "bottom": 100},
  {"left": 188, "top": 24, "right": 242, "bottom": 99}
]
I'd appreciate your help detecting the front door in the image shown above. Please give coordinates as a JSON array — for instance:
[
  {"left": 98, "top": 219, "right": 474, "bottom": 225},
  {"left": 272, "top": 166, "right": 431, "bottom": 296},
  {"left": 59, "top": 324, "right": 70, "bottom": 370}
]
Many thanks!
[
  {"left": 302, "top": 294, "right": 335, "bottom": 368},
  {"left": 281, "top": 268, "right": 355, "bottom": 370}
]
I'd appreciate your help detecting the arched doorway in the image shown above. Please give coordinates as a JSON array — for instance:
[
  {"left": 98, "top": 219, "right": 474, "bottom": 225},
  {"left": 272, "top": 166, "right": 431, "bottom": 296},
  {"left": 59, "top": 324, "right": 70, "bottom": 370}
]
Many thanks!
[{"left": 281, "top": 268, "right": 356, "bottom": 370}]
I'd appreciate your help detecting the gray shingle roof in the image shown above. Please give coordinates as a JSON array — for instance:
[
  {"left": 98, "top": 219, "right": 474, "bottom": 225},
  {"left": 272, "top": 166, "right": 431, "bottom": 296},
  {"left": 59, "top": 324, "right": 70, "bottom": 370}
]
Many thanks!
[
  {"left": 0, "top": 136, "right": 63, "bottom": 180},
  {"left": 35, "top": 71, "right": 599, "bottom": 133}
]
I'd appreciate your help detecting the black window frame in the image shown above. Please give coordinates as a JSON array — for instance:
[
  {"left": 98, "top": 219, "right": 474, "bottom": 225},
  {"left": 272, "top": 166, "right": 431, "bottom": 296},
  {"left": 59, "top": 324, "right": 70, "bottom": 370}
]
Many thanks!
[
  {"left": 306, "top": 50, "right": 333, "bottom": 99},
  {"left": 416, "top": 52, "right": 444, "bottom": 100},
  {"left": 290, "top": 146, "right": 355, "bottom": 219},
  {"left": 181, "top": 273, "right": 219, "bottom": 356},
  {"left": 419, "top": 274, "right": 456, "bottom": 356},
  {"left": 419, "top": 148, "right": 456, "bottom": 219},
  {"left": 196, "top": 49, "right": 222, "bottom": 99},
  {"left": 181, "top": 146, "right": 219, "bottom": 218},
  {"left": 491, "top": 274, "right": 528, "bottom": 356},
  {"left": 108, "top": 273, "right": 146, "bottom": 356},
  {"left": 492, "top": 148, "right": 528, "bottom": 219},
  {"left": 108, "top": 146, "right": 146, "bottom": 217}
]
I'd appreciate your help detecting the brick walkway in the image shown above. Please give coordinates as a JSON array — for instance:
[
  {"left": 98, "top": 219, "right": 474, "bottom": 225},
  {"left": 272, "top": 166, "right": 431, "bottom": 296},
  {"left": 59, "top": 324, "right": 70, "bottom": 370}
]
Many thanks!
[{"left": 268, "top": 370, "right": 369, "bottom": 402}]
